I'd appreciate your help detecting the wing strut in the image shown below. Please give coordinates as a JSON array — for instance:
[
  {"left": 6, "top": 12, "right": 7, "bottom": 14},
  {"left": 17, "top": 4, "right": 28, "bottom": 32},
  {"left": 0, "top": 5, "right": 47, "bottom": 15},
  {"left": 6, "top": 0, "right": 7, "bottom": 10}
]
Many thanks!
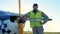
[{"left": 17, "top": 0, "right": 23, "bottom": 34}]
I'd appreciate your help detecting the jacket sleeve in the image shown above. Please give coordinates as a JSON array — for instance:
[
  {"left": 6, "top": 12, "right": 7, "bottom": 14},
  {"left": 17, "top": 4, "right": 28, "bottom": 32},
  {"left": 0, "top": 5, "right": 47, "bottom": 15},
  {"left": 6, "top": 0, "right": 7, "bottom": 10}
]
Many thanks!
[
  {"left": 42, "top": 12, "right": 49, "bottom": 24},
  {"left": 18, "top": 12, "right": 30, "bottom": 23}
]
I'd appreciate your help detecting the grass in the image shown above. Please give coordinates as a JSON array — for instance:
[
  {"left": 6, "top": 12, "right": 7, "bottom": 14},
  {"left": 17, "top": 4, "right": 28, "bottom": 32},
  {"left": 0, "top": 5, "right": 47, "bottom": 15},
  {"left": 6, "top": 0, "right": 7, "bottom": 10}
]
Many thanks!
[
  {"left": 44, "top": 32, "right": 60, "bottom": 34},
  {"left": 24, "top": 31, "right": 60, "bottom": 34}
]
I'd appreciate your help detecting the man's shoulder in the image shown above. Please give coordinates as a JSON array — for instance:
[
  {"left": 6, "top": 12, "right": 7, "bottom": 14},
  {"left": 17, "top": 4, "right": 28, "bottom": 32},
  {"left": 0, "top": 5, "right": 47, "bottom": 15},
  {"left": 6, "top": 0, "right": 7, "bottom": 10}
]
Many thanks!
[{"left": 38, "top": 10, "right": 43, "bottom": 13}]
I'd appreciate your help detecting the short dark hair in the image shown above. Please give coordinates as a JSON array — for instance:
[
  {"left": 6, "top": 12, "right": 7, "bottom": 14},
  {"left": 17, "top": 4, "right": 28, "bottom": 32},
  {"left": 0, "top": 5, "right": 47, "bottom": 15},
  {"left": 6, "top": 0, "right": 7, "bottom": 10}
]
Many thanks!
[{"left": 33, "top": 3, "right": 38, "bottom": 7}]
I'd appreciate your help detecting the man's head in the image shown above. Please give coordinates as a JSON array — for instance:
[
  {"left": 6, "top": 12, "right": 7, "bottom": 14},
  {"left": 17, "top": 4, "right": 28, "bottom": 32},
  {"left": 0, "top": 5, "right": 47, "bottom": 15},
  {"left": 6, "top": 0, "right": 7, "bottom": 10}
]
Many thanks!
[{"left": 33, "top": 3, "right": 38, "bottom": 10}]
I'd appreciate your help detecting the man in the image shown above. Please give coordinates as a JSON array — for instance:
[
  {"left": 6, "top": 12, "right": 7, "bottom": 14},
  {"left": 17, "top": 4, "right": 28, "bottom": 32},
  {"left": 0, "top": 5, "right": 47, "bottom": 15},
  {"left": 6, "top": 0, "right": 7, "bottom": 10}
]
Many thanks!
[{"left": 19, "top": 3, "right": 51, "bottom": 34}]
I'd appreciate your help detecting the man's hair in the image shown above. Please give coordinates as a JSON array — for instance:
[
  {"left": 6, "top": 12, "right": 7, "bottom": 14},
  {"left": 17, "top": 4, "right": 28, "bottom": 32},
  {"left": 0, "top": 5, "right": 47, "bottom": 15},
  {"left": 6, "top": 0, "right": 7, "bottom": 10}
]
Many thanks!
[{"left": 33, "top": 3, "right": 38, "bottom": 7}]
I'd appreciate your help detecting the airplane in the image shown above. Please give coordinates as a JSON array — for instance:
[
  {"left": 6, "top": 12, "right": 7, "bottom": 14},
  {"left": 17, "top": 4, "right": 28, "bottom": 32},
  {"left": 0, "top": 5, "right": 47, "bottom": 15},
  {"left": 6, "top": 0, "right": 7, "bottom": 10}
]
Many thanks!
[{"left": 0, "top": 10, "right": 23, "bottom": 34}]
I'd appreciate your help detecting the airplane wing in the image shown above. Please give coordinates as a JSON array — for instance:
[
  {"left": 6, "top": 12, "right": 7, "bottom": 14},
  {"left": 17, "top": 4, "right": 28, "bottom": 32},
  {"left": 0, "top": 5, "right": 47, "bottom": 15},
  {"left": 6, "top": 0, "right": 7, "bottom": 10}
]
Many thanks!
[
  {"left": 0, "top": 10, "right": 18, "bottom": 20},
  {"left": 0, "top": 10, "right": 24, "bottom": 23}
]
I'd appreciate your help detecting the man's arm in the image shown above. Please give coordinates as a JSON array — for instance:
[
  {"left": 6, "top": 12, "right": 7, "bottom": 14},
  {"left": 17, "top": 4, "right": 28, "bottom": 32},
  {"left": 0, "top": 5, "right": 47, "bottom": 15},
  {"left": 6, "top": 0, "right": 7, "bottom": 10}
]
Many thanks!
[
  {"left": 42, "top": 12, "right": 49, "bottom": 24},
  {"left": 18, "top": 12, "right": 30, "bottom": 23}
]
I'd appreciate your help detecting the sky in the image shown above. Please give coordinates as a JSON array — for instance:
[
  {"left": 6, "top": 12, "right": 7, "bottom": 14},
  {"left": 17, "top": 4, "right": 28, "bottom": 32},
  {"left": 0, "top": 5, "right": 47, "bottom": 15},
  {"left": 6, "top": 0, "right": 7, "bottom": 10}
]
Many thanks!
[{"left": 0, "top": 0, "right": 60, "bottom": 32}]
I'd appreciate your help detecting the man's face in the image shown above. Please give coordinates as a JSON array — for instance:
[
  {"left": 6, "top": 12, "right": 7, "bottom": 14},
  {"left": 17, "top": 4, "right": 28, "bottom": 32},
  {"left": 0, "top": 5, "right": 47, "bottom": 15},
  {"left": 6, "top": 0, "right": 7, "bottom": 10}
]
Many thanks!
[{"left": 33, "top": 6, "right": 38, "bottom": 10}]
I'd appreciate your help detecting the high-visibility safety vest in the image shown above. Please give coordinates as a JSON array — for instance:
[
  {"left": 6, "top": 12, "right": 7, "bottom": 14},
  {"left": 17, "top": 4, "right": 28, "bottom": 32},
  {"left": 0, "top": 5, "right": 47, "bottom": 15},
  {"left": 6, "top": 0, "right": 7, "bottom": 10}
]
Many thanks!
[{"left": 29, "top": 10, "right": 42, "bottom": 28}]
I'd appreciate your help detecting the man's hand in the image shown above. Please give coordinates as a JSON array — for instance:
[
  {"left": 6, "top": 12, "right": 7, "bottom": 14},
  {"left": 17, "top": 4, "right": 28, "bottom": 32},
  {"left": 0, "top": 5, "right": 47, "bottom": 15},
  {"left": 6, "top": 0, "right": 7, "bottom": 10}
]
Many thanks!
[
  {"left": 18, "top": 16, "right": 27, "bottom": 23},
  {"left": 48, "top": 19, "right": 52, "bottom": 21},
  {"left": 23, "top": 16, "right": 27, "bottom": 22}
]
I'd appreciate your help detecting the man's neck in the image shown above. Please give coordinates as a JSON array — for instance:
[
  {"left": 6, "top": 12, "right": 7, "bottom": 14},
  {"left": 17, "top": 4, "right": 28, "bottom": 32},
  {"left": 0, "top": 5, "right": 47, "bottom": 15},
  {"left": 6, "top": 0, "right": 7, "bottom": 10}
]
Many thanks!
[{"left": 33, "top": 10, "right": 38, "bottom": 14}]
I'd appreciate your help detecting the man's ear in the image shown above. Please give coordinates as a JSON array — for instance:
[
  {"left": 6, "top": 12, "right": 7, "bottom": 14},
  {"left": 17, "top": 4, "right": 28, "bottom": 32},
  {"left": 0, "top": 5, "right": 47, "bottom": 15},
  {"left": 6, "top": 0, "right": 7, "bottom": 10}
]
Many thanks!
[{"left": 10, "top": 16, "right": 17, "bottom": 23}]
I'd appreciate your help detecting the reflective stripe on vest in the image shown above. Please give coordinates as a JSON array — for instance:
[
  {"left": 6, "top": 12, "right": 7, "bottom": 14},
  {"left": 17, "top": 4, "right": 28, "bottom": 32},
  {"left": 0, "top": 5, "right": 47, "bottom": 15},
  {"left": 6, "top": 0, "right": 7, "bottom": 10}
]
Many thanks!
[
  {"left": 29, "top": 10, "right": 42, "bottom": 28},
  {"left": 30, "top": 18, "right": 42, "bottom": 22}
]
